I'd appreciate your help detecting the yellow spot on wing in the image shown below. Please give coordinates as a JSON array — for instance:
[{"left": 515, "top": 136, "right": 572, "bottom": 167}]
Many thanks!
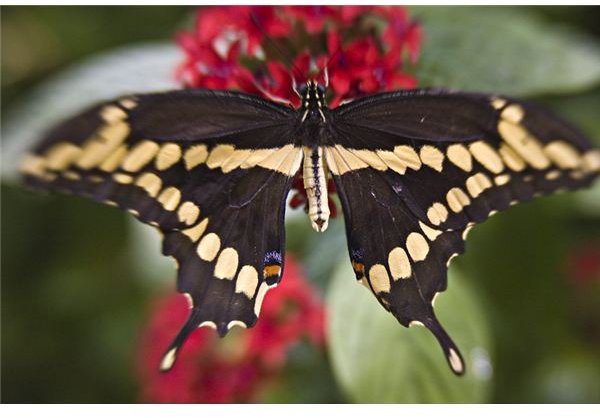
[
  {"left": 113, "top": 173, "right": 133, "bottom": 184},
  {"left": 351, "top": 149, "right": 387, "bottom": 171},
  {"left": 156, "top": 143, "right": 182, "bottom": 171},
  {"left": 207, "top": 144, "right": 235, "bottom": 169},
  {"left": 494, "top": 174, "right": 511, "bottom": 186},
  {"left": 501, "top": 104, "right": 524, "bottom": 124},
  {"left": 394, "top": 145, "right": 421, "bottom": 170},
  {"left": 446, "top": 253, "right": 459, "bottom": 267},
  {"left": 184, "top": 144, "right": 208, "bottom": 170},
  {"left": 157, "top": 187, "right": 181, "bottom": 211},
  {"left": 462, "top": 224, "right": 474, "bottom": 240},
  {"left": 240, "top": 149, "right": 274, "bottom": 169},
  {"left": 199, "top": 321, "right": 217, "bottom": 330},
  {"left": 376, "top": 150, "right": 408, "bottom": 174},
  {"left": 388, "top": 247, "right": 411, "bottom": 280},
  {"left": 99, "top": 145, "right": 128, "bottom": 172},
  {"left": 256, "top": 145, "right": 303, "bottom": 175},
  {"left": 222, "top": 149, "right": 252, "bottom": 173},
  {"left": 465, "top": 173, "right": 492, "bottom": 198},
  {"left": 235, "top": 265, "right": 259, "bottom": 298},
  {"left": 214, "top": 247, "right": 239, "bottom": 280},
  {"left": 469, "top": 141, "right": 504, "bottom": 174},
  {"left": 419, "top": 221, "right": 443, "bottom": 241},
  {"left": 498, "top": 121, "right": 550, "bottom": 170},
  {"left": 427, "top": 202, "right": 449, "bottom": 226},
  {"left": 406, "top": 232, "right": 430, "bottom": 262},
  {"left": 76, "top": 121, "right": 130, "bottom": 169},
  {"left": 63, "top": 171, "right": 80, "bottom": 180},
  {"left": 420, "top": 145, "right": 445, "bottom": 172},
  {"left": 227, "top": 321, "right": 247, "bottom": 330},
  {"left": 19, "top": 154, "right": 46, "bottom": 177},
  {"left": 119, "top": 98, "right": 137, "bottom": 109},
  {"left": 277, "top": 146, "right": 304, "bottom": 176},
  {"left": 368, "top": 264, "right": 391, "bottom": 294},
  {"left": 183, "top": 293, "right": 193, "bottom": 309},
  {"left": 100, "top": 105, "right": 127, "bottom": 123},
  {"left": 254, "top": 282, "right": 270, "bottom": 316},
  {"left": 544, "top": 141, "right": 581, "bottom": 170},
  {"left": 446, "top": 144, "right": 472, "bottom": 172},
  {"left": 182, "top": 218, "right": 208, "bottom": 242},
  {"left": 327, "top": 145, "right": 369, "bottom": 175},
  {"left": 177, "top": 201, "right": 200, "bottom": 225},
  {"left": 135, "top": 172, "right": 162, "bottom": 197},
  {"left": 446, "top": 187, "right": 471, "bottom": 213},
  {"left": 197, "top": 233, "right": 221, "bottom": 262},
  {"left": 45, "top": 143, "right": 82, "bottom": 171},
  {"left": 323, "top": 147, "right": 340, "bottom": 175},
  {"left": 122, "top": 140, "right": 160, "bottom": 172},
  {"left": 499, "top": 144, "right": 526, "bottom": 172},
  {"left": 582, "top": 150, "right": 600, "bottom": 173},
  {"left": 490, "top": 98, "right": 507, "bottom": 110}
]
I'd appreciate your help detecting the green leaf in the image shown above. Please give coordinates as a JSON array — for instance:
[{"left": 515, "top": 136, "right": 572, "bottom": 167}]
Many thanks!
[
  {"left": 326, "top": 259, "right": 492, "bottom": 403},
  {"left": 412, "top": 7, "right": 600, "bottom": 96}
]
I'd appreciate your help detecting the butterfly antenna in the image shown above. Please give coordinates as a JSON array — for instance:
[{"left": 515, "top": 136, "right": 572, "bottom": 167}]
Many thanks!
[
  {"left": 249, "top": 11, "right": 305, "bottom": 82},
  {"left": 292, "top": 75, "right": 300, "bottom": 98},
  {"left": 253, "top": 82, "right": 294, "bottom": 106},
  {"left": 317, "top": 42, "right": 344, "bottom": 85}
]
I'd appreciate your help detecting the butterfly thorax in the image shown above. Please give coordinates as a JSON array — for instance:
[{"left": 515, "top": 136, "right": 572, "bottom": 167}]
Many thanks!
[
  {"left": 299, "top": 80, "right": 327, "bottom": 125},
  {"left": 297, "top": 80, "right": 330, "bottom": 233}
]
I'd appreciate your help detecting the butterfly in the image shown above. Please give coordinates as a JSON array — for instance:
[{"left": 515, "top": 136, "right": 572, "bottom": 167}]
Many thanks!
[{"left": 20, "top": 80, "right": 600, "bottom": 375}]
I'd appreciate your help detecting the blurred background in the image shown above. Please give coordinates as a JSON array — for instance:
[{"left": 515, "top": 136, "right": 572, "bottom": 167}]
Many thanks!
[{"left": 2, "top": 6, "right": 600, "bottom": 403}]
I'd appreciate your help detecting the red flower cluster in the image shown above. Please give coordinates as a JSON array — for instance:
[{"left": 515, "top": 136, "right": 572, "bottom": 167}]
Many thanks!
[
  {"left": 176, "top": 5, "right": 422, "bottom": 219},
  {"left": 177, "top": 5, "right": 421, "bottom": 106},
  {"left": 136, "top": 256, "right": 325, "bottom": 403}
]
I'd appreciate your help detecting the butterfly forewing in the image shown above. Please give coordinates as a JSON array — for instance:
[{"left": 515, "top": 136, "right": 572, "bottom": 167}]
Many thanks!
[
  {"left": 329, "top": 90, "right": 600, "bottom": 232},
  {"left": 20, "top": 90, "right": 303, "bottom": 371}
]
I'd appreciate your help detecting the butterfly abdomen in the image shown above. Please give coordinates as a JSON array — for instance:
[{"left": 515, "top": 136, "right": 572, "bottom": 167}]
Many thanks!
[{"left": 303, "top": 146, "right": 330, "bottom": 232}]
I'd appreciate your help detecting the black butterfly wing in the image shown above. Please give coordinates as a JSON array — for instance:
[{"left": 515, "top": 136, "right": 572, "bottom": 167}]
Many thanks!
[
  {"left": 330, "top": 89, "right": 600, "bottom": 231},
  {"left": 20, "top": 90, "right": 303, "bottom": 371},
  {"left": 327, "top": 164, "right": 468, "bottom": 374},
  {"left": 326, "top": 89, "right": 600, "bottom": 374}
]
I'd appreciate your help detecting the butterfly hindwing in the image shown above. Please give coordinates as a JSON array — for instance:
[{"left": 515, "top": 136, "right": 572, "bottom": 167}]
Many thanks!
[
  {"left": 326, "top": 89, "right": 600, "bottom": 374},
  {"left": 158, "top": 162, "right": 301, "bottom": 370},
  {"left": 20, "top": 89, "right": 304, "bottom": 371},
  {"left": 329, "top": 161, "right": 468, "bottom": 374}
]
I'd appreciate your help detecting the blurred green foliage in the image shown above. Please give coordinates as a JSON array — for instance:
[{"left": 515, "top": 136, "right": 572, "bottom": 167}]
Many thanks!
[
  {"left": 1, "top": 6, "right": 190, "bottom": 107},
  {"left": 2, "top": 6, "right": 600, "bottom": 403}
]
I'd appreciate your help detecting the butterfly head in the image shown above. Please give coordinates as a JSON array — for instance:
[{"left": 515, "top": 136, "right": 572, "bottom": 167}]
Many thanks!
[{"left": 297, "top": 80, "right": 327, "bottom": 122}]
